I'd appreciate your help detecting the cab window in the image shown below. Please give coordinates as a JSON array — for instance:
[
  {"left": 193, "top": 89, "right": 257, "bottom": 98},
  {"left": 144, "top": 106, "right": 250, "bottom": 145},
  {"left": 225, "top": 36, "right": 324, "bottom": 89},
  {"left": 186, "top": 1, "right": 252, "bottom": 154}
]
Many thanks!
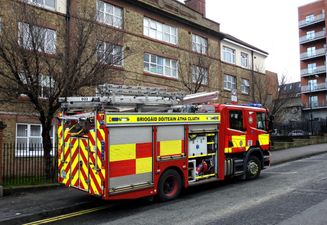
[
  {"left": 257, "top": 112, "right": 266, "bottom": 130},
  {"left": 229, "top": 110, "right": 243, "bottom": 131}
]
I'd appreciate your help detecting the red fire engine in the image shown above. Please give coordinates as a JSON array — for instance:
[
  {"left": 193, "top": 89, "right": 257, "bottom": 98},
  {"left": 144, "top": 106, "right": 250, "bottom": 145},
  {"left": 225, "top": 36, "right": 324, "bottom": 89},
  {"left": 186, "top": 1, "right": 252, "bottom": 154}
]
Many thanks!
[{"left": 57, "top": 85, "right": 271, "bottom": 201}]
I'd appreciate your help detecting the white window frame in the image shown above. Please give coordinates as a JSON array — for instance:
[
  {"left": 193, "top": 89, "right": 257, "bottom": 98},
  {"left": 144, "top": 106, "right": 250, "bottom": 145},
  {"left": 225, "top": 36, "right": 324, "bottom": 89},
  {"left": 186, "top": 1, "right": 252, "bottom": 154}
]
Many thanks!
[
  {"left": 305, "top": 14, "right": 315, "bottom": 23},
  {"left": 143, "top": 17, "right": 178, "bottom": 45},
  {"left": 307, "top": 47, "right": 316, "bottom": 57},
  {"left": 306, "top": 30, "right": 315, "bottom": 40},
  {"left": 223, "top": 46, "right": 236, "bottom": 64},
  {"left": 308, "top": 63, "right": 317, "bottom": 74},
  {"left": 97, "top": 41, "right": 123, "bottom": 66},
  {"left": 39, "top": 75, "right": 55, "bottom": 98},
  {"left": 28, "top": 0, "right": 56, "bottom": 10},
  {"left": 241, "top": 52, "right": 249, "bottom": 68},
  {"left": 144, "top": 53, "right": 178, "bottom": 79},
  {"left": 224, "top": 74, "right": 236, "bottom": 91},
  {"left": 19, "top": 73, "right": 55, "bottom": 98},
  {"left": 308, "top": 79, "right": 317, "bottom": 91},
  {"left": 191, "top": 65, "right": 208, "bottom": 85},
  {"left": 96, "top": 0, "right": 123, "bottom": 29},
  {"left": 310, "top": 95, "right": 318, "bottom": 107},
  {"left": 241, "top": 78, "right": 250, "bottom": 94},
  {"left": 192, "top": 34, "right": 208, "bottom": 54},
  {"left": 15, "top": 123, "right": 55, "bottom": 157},
  {"left": 18, "top": 22, "right": 56, "bottom": 54}
]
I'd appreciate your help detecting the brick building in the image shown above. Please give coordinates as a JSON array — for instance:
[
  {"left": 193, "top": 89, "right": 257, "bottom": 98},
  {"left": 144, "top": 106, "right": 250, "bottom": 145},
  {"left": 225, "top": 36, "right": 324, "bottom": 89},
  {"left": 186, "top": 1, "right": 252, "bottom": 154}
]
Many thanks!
[
  {"left": 0, "top": 0, "right": 273, "bottom": 151},
  {"left": 298, "top": 1, "right": 327, "bottom": 121},
  {"left": 219, "top": 33, "right": 269, "bottom": 104}
]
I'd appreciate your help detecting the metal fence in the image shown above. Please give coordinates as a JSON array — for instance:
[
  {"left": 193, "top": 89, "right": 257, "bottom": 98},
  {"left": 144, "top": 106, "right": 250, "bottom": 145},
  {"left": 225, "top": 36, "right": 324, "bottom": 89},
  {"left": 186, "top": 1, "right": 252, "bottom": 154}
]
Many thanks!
[
  {"left": 0, "top": 144, "right": 58, "bottom": 186},
  {"left": 274, "top": 119, "right": 327, "bottom": 136}
]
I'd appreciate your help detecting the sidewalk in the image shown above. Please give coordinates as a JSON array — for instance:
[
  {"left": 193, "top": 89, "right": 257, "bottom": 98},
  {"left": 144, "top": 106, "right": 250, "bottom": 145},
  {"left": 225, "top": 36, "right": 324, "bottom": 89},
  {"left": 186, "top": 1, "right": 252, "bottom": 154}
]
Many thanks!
[
  {"left": 271, "top": 143, "right": 327, "bottom": 165},
  {"left": 1, "top": 143, "right": 327, "bottom": 224}
]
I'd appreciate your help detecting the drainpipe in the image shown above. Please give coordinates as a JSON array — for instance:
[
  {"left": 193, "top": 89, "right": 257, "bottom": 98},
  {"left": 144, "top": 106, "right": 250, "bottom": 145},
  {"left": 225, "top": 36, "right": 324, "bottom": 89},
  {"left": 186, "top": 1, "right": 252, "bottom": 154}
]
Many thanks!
[
  {"left": 251, "top": 50, "right": 255, "bottom": 102},
  {"left": 64, "top": 0, "right": 71, "bottom": 97}
]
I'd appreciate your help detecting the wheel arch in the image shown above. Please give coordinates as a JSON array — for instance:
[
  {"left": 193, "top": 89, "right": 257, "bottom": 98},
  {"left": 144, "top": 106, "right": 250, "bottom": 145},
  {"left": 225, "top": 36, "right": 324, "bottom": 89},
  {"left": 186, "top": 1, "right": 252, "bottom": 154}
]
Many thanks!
[
  {"left": 246, "top": 147, "right": 264, "bottom": 168},
  {"left": 159, "top": 166, "right": 186, "bottom": 188}
]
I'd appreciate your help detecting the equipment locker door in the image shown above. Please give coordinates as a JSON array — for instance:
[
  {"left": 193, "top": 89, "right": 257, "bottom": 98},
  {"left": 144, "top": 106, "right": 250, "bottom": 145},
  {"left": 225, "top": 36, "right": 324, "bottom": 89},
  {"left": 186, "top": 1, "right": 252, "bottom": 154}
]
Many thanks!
[{"left": 108, "top": 127, "right": 153, "bottom": 192}]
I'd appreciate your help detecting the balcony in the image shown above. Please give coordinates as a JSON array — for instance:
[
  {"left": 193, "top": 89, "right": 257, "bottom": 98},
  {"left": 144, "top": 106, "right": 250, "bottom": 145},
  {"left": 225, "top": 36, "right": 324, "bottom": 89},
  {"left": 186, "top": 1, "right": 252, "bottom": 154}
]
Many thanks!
[
  {"left": 300, "top": 47, "right": 326, "bottom": 60},
  {"left": 299, "top": 13, "right": 325, "bottom": 28},
  {"left": 299, "top": 30, "right": 326, "bottom": 44},
  {"left": 301, "top": 65, "right": 326, "bottom": 77},
  {"left": 303, "top": 101, "right": 327, "bottom": 110},
  {"left": 301, "top": 83, "right": 327, "bottom": 93}
]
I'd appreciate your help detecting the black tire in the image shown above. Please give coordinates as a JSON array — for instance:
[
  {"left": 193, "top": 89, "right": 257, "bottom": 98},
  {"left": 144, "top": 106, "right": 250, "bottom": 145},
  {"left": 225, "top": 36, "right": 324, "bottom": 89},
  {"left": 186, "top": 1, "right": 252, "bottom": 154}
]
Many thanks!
[
  {"left": 245, "top": 156, "right": 261, "bottom": 180},
  {"left": 158, "top": 169, "right": 182, "bottom": 201}
]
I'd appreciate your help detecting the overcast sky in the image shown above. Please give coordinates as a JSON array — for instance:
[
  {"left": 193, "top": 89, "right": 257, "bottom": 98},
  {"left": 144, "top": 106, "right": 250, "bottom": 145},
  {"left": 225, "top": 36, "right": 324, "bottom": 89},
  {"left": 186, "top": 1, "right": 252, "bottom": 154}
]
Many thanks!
[{"left": 180, "top": 0, "right": 315, "bottom": 83}]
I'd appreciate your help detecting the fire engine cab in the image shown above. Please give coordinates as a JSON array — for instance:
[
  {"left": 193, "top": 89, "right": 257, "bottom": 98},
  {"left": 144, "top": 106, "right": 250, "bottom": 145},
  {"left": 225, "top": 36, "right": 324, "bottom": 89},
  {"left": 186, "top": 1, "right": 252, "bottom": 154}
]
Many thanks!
[{"left": 57, "top": 84, "right": 271, "bottom": 201}]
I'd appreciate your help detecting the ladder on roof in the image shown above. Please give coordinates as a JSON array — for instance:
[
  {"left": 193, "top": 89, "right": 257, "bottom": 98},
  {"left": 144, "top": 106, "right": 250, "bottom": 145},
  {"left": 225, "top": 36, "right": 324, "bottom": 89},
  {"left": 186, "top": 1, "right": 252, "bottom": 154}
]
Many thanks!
[
  {"left": 59, "top": 84, "right": 184, "bottom": 111},
  {"left": 59, "top": 84, "right": 219, "bottom": 112}
]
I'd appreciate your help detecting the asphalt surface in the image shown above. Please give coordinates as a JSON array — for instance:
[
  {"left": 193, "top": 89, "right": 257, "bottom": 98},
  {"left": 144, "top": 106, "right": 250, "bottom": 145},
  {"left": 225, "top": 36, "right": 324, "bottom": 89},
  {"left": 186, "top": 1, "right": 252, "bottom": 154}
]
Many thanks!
[
  {"left": 1, "top": 143, "right": 327, "bottom": 225},
  {"left": 41, "top": 153, "right": 327, "bottom": 225}
]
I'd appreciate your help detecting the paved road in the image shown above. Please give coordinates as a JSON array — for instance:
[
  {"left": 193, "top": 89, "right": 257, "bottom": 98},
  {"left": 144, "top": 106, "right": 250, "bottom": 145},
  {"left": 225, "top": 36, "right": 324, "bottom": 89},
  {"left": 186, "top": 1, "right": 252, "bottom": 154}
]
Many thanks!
[{"left": 27, "top": 153, "right": 327, "bottom": 225}]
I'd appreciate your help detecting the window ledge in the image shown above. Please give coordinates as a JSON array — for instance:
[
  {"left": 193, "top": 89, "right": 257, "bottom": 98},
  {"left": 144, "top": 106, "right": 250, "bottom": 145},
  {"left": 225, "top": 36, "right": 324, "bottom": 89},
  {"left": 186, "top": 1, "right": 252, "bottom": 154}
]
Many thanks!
[{"left": 144, "top": 71, "right": 179, "bottom": 81}]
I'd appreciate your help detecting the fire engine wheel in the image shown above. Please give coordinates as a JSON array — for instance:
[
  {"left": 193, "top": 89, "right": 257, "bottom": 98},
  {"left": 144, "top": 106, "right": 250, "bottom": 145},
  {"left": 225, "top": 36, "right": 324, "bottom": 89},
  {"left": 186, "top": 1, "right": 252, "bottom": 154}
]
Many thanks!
[
  {"left": 246, "top": 156, "right": 261, "bottom": 180},
  {"left": 158, "top": 169, "right": 182, "bottom": 201}
]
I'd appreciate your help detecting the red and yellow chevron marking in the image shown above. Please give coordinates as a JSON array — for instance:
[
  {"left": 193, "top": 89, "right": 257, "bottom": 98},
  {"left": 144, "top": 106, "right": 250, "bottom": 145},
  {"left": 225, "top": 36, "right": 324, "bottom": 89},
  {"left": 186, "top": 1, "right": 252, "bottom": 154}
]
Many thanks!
[
  {"left": 70, "top": 138, "right": 89, "bottom": 191},
  {"left": 88, "top": 129, "right": 105, "bottom": 196},
  {"left": 61, "top": 136, "right": 73, "bottom": 186},
  {"left": 70, "top": 137, "right": 79, "bottom": 189},
  {"left": 57, "top": 123, "right": 64, "bottom": 183},
  {"left": 109, "top": 142, "right": 152, "bottom": 178}
]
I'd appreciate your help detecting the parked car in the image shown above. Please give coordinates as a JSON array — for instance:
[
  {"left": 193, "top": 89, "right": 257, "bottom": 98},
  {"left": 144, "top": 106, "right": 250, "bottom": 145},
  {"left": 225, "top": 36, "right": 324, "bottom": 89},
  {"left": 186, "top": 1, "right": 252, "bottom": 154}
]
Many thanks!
[{"left": 288, "top": 130, "right": 307, "bottom": 137}]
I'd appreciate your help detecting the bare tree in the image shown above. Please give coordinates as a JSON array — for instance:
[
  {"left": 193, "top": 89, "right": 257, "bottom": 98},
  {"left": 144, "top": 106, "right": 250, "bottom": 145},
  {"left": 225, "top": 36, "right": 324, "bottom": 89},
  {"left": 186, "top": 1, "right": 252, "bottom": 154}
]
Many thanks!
[
  {"left": 180, "top": 54, "right": 211, "bottom": 94},
  {"left": 0, "top": 1, "right": 130, "bottom": 177},
  {"left": 253, "top": 72, "right": 289, "bottom": 119}
]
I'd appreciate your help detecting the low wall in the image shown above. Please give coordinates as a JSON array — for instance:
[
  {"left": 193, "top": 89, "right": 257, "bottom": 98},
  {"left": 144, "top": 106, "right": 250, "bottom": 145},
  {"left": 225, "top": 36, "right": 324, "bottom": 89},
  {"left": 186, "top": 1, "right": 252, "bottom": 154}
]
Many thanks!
[{"left": 272, "top": 135, "right": 327, "bottom": 150}]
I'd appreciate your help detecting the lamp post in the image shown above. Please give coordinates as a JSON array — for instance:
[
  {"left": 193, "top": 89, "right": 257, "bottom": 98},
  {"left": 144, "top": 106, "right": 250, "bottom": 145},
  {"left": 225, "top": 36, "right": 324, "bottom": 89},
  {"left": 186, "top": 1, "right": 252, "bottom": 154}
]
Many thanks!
[{"left": 309, "top": 90, "right": 313, "bottom": 136}]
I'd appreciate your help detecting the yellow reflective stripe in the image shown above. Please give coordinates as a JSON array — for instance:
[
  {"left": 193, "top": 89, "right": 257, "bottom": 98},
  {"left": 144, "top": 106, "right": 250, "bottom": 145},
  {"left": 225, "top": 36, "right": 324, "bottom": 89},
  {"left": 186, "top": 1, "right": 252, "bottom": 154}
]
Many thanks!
[
  {"left": 106, "top": 114, "right": 220, "bottom": 125},
  {"left": 232, "top": 135, "right": 246, "bottom": 148},
  {"left": 259, "top": 134, "right": 269, "bottom": 145},
  {"left": 160, "top": 140, "right": 182, "bottom": 156},
  {"left": 110, "top": 144, "right": 136, "bottom": 162},
  {"left": 224, "top": 147, "right": 232, "bottom": 153},
  {"left": 136, "top": 157, "right": 152, "bottom": 174},
  {"left": 58, "top": 125, "right": 63, "bottom": 141}
]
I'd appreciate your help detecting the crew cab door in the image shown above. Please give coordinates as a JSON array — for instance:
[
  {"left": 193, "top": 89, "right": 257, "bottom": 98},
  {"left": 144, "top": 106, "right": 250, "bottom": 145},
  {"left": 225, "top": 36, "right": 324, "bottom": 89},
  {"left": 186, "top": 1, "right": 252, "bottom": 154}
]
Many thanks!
[
  {"left": 247, "top": 110, "right": 270, "bottom": 149},
  {"left": 225, "top": 109, "right": 246, "bottom": 153}
]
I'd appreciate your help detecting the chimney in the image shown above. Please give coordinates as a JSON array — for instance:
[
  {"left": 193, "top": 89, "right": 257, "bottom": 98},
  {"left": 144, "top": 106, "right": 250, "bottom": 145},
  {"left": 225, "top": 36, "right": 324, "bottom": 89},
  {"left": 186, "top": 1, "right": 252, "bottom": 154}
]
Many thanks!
[{"left": 184, "top": 0, "right": 206, "bottom": 17}]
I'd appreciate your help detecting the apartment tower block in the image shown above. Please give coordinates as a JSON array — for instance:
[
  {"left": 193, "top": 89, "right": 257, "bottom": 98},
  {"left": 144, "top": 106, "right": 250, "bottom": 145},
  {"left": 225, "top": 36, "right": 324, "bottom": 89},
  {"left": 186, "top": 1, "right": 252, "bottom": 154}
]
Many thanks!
[{"left": 298, "top": 0, "right": 327, "bottom": 120}]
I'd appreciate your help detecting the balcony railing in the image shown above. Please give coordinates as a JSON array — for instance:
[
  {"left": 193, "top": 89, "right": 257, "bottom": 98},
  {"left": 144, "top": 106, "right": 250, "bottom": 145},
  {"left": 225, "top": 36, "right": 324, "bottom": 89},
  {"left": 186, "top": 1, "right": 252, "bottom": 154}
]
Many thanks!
[
  {"left": 300, "top": 47, "right": 326, "bottom": 60},
  {"left": 301, "top": 83, "right": 327, "bottom": 93},
  {"left": 303, "top": 101, "right": 327, "bottom": 110},
  {"left": 301, "top": 65, "right": 326, "bottom": 77},
  {"left": 299, "top": 13, "right": 325, "bottom": 28},
  {"left": 299, "top": 30, "right": 326, "bottom": 44}
]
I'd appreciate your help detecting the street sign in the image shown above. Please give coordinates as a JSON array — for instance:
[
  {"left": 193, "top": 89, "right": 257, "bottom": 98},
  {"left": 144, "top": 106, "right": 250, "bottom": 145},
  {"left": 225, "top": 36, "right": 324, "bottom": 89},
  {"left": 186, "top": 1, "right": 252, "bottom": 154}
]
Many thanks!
[{"left": 231, "top": 89, "right": 237, "bottom": 104}]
